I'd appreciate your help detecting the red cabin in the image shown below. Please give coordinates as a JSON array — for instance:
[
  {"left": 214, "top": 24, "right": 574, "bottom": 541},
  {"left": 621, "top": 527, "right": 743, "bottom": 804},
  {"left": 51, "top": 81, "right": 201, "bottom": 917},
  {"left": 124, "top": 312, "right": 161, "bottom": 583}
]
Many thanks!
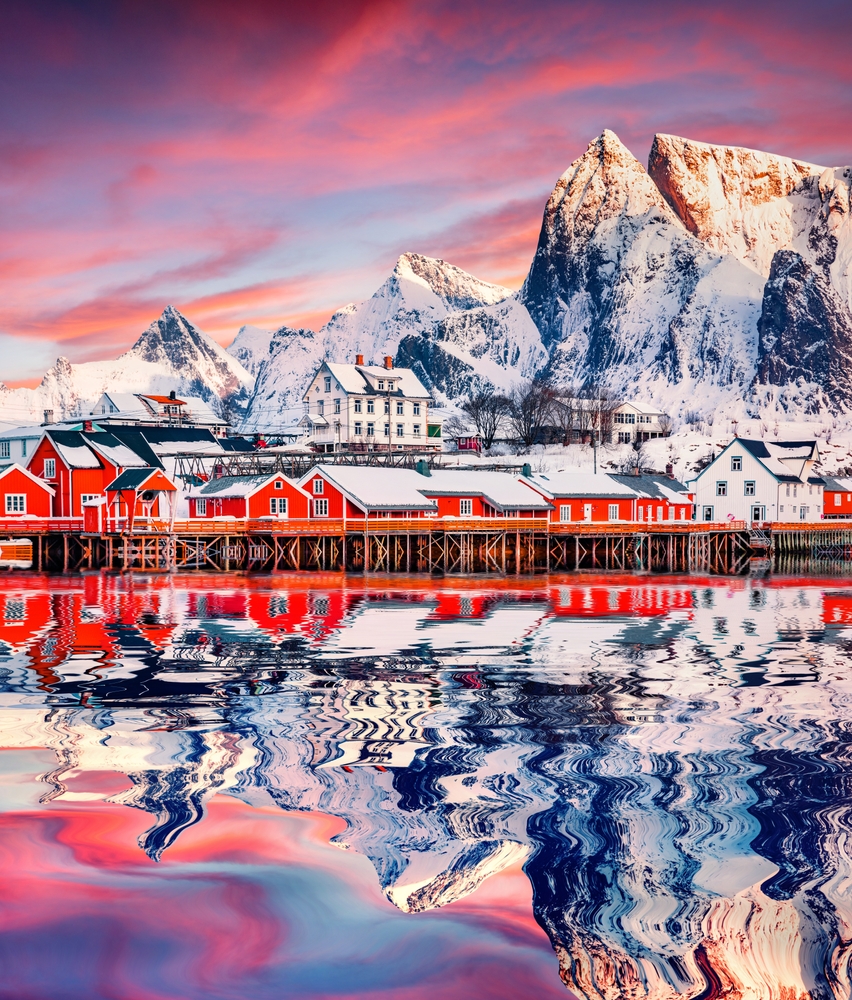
[
  {"left": 822, "top": 476, "right": 852, "bottom": 519},
  {"left": 521, "top": 472, "right": 637, "bottom": 523},
  {"left": 608, "top": 474, "right": 694, "bottom": 523},
  {"left": 104, "top": 467, "right": 178, "bottom": 530},
  {"left": 187, "top": 473, "right": 311, "bottom": 520},
  {"left": 419, "top": 470, "right": 551, "bottom": 518},
  {"left": 0, "top": 463, "right": 55, "bottom": 519},
  {"left": 297, "top": 465, "right": 438, "bottom": 519}
]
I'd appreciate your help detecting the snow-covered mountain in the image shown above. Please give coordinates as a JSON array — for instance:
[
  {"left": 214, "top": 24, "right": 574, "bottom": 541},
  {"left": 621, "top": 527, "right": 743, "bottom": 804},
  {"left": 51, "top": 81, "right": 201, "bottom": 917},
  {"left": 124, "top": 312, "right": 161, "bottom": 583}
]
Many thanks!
[
  {"left": 0, "top": 306, "right": 254, "bottom": 425},
  {"left": 6, "top": 133, "right": 852, "bottom": 430}
]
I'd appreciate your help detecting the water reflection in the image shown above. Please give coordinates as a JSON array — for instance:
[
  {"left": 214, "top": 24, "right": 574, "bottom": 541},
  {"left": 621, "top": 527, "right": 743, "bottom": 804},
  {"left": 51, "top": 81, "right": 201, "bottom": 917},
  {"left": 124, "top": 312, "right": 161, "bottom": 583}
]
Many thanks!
[{"left": 2, "top": 573, "right": 852, "bottom": 998}]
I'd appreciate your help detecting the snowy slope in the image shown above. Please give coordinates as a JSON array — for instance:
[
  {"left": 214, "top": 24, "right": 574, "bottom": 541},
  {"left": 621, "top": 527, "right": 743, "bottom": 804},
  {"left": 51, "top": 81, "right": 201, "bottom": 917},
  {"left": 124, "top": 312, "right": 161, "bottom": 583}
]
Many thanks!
[
  {"left": 227, "top": 324, "right": 274, "bottom": 377},
  {"left": 0, "top": 306, "right": 254, "bottom": 424},
  {"left": 238, "top": 325, "right": 321, "bottom": 432}
]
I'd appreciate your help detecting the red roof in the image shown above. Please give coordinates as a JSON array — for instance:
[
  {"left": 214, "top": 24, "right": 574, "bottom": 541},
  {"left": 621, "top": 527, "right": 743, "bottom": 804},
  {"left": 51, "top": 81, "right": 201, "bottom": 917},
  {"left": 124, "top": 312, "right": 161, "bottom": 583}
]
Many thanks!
[{"left": 143, "top": 394, "right": 186, "bottom": 405}]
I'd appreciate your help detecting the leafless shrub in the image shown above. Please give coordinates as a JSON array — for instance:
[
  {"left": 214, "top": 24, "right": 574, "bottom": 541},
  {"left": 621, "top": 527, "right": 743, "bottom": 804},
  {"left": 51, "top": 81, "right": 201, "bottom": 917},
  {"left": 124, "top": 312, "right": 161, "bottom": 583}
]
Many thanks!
[
  {"left": 508, "top": 379, "right": 554, "bottom": 449},
  {"left": 460, "top": 389, "right": 511, "bottom": 450}
]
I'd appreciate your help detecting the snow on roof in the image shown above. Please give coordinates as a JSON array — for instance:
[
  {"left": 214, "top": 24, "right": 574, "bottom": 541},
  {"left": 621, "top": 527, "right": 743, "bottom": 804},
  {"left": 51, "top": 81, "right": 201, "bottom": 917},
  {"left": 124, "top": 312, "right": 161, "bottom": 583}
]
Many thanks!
[
  {"left": 47, "top": 432, "right": 103, "bottom": 469},
  {"left": 524, "top": 472, "right": 639, "bottom": 499},
  {"left": 106, "top": 468, "right": 173, "bottom": 492},
  {"left": 0, "top": 424, "right": 42, "bottom": 439},
  {"left": 608, "top": 474, "right": 691, "bottom": 500},
  {"left": 306, "top": 465, "right": 437, "bottom": 511},
  {"left": 421, "top": 470, "right": 551, "bottom": 510},
  {"left": 322, "top": 362, "right": 430, "bottom": 399},
  {"left": 191, "top": 473, "right": 299, "bottom": 498},
  {"left": 824, "top": 476, "right": 852, "bottom": 492},
  {"left": 99, "top": 392, "right": 149, "bottom": 415},
  {"left": 88, "top": 438, "right": 148, "bottom": 469}
]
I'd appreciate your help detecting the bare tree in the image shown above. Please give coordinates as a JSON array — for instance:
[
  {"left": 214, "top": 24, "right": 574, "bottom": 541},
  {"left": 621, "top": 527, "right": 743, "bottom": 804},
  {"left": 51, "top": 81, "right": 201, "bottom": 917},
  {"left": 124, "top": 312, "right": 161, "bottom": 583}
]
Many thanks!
[
  {"left": 461, "top": 389, "right": 510, "bottom": 450},
  {"left": 614, "top": 440, "right": 648, "bottom": 474},
  {"left": 508, "top": 379, "right": 554, "bottom": 450},
  {"left": 658, "top": 413, "right": 674, "bottom": 437},
  {"left": 548, "top": 386, "right": 577, "bottom": 445}
]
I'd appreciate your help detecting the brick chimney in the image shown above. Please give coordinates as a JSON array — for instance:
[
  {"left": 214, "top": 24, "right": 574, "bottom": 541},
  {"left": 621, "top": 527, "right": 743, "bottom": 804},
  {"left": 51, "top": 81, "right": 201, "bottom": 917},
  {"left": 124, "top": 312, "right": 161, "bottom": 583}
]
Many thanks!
[
  {"left": 43, "top": 409, "right": 54, "bottom": 425},
  {"left": 384, "top": 355, "right": 393, "bottom": 370},
  {"left": 665, "top": 463, "right": 674, "bottom": 478},
  {"left": 355, "top": 353, "right": 364, "bottom": 366},
  {"left": 83, "top": 420, "right": 93, "bottom": 432}
]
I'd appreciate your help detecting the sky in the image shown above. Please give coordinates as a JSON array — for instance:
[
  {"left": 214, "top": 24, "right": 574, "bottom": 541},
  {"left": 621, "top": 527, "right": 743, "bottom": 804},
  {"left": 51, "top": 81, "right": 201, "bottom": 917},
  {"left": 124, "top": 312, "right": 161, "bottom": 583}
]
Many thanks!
[{"left": 1, "top": 0, "right": 851, "bottom": 384}]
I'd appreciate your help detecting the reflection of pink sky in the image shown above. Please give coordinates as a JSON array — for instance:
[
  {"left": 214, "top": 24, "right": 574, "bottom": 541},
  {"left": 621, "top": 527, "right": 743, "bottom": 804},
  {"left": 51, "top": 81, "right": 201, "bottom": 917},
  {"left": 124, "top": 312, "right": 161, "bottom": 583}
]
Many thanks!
[
  {"left": 1, "top": 2, "right": 851, "bottom": 375},
  {"left": 0, "top": 797, "right": 568, "bottom": 999}
]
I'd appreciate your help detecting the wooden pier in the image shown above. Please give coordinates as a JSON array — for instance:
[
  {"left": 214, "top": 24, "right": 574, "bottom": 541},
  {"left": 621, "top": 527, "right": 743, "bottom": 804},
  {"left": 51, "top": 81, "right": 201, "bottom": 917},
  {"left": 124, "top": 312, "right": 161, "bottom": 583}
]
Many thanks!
[{"left": 5, "top": 517, "right": 852, "bottom": 575}]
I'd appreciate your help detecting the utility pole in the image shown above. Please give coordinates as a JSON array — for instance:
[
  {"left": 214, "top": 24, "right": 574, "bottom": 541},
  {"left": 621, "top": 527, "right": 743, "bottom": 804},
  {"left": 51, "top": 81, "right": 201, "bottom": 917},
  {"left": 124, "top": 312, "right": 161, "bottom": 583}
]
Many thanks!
[{"left": 592, "top": 431, "right": 597, "bottom": 474}]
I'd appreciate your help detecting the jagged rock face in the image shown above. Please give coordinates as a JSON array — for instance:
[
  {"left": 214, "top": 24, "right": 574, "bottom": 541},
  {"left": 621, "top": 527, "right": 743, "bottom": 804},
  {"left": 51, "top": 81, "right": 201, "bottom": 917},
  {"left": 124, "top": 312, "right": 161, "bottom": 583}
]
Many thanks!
[
  {"left": 756, "top": 250, "right": 852, "bottom": 409},
  {"left": 239, "top": 325, "right": 319, "bottom": 432},
  {"left": 520, "top": 131, "right": 763, "bottom": 404},
  {"left": 226, "top": 324, "right": 274, "bottom": 377},
  {"left": 649, "top": 134, "right": 824, "bottom": 275}
]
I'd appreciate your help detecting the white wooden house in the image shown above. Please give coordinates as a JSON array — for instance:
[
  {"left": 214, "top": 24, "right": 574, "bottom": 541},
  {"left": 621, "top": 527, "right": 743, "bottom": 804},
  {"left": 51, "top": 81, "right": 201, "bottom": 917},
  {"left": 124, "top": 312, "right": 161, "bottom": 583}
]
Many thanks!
[
  {"left": 300, "top": 356, "right": 436, "bottom": 453},
  {"left": 690, "top": 438, "right": 824, "bottom": 523},
  {"left": 611, "top": 402, "right": 670, "bottom": 444}
]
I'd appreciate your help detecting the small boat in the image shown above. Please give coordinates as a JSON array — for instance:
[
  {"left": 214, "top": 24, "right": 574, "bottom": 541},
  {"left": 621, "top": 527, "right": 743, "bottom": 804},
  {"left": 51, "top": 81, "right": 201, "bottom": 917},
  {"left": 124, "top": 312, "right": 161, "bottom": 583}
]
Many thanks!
[{"left": 0, "top": 539, "right": 33, "bottom": 569}]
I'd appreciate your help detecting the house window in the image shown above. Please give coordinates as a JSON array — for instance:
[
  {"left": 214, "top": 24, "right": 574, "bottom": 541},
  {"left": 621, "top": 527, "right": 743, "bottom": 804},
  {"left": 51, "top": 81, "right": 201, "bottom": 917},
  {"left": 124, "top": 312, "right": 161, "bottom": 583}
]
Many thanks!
[
  {"left": 0, "top": 441, "right": 8, "bottom": 459},
  {"left": 703, "top": 506, "right": 714, "bottom": 520},
  {"left": 559, "top": 504, "right": 570, "bottom": 522},
  {"left": 617, "top": 431, "right": 631, "bottom": 444},
  {"left": 836, "top": 493, "right": 842, "bottom": 506},
  {"left": 656, "top": 506, "right": 663, "bottom": 521},
  {"left": 383, "top": 423, "right": 390, "bottom": 437},
  {"left": 744, "top": 481, "right": 755, "bottom": 496},
  {"left": 367, "top": 423, "right": 375, "bottom": 437},
  {"left": 731, "top": 456, "right": 742, "bottom": 471},
  {"left": 608, "top": 504, "right": 618, "bottom": 521},
  {"left": 21, "top": 440, "right": 26, "bottom": 456},
  {"left": 334, "top": 399, "right": 341, "bottom": 414},
  {"left": 459, "top": 499, "right": 473, "bottom": 516},
  {"left": 270, "top": 497, "right": 288, "bottom": 516},
  {"left": 324, "top": 377, "right": 331, "bottom": 392},
  {"left": 317, "top": 400, "right": 324, "bottom": 415},
  {"left": 195, "top": 499, "right": 207, "bottom": 516},
  {"left": 396, "top": 423, "right": 404, "bottom": 437},
  {"left": 412, "top": 424, "right": 421, "bottom": 436},
  {"left": 313, "top": 479, "right": 324, "bottom": 494},
  {"left": 793, "top": 484, "right": 798, "bottom": 497},
  {"left": 384, "top": 400, "right": 390, "bottom": 414},
  {"left": 413, "top": 403, "right": 421, "bottom": 416},
  {"left": 396, "top": 401, "right": 404, "bottom": 415},
  {"left": 354, "top": 399, "right": 362, "bottom": 413},
  {"left": 378, "top": 380, "right": 384, "bottom": 390},
  {"left": 43, "top": 458, "right": 56, "bottom": 479},
  {"left": 80, "top": 494, "right": 99, "bottom": 506},
  {"left": 313, "top": 498, "right": 328, "bottom": 517},
  {"left": 355, "top": 422, "right": 362, "bottom": 436},
  {"left": 274, "top": 480, "right": 283, "bottom": 490},
  {"left": 786, "top": 484, "right": 790, "bottom": 496},
  {"left": 367, "top": 400, "right": 374, "bottom": 414},
  {"left": 716, "top": 482, "right": 727, "bottom": 496},
  {"left": 5, "top": 494, "right": 25, "bottom": 513}
]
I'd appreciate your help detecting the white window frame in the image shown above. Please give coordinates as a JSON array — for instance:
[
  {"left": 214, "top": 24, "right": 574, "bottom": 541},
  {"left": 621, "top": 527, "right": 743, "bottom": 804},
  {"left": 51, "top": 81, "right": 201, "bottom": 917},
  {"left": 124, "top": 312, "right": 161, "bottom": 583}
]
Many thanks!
[
  {"left": 313, "top": 478, "right": 324, "bottom": 495},
  {"left": 354, "top": 421, "right": 363, "bottom": 436},
  {"left": 412, "top": 424, "right": 421, "bottom": 437},
  {"left": 744, "top": 481, "right": 756, "bottom": 496},
  {"left": 354, "top": 399, "right": 362, "bottom": 413},
  {"left": 396, "top": 423, "right": 404, "bottom": 437},
  {"left": 313, "top": 497, "right": 329, "bottom": 517},
  {"left": 5, "top": 494, "right": 25, "bottom": 513},
  {"left": 731, "top": 456, "right": 742, "bottom": 471},
  {"left": 274, "top": 480, "right": 283, "bottom": 490},
  {"left": 716, "top": 481, "right": 727, "bottom": 497},
  {"left": 459, "top": 498, "right": 473, "bottom": 516},
  {"left": 559, "top": 504, "right": 570, "bottom": 522},
  {"left": 413, "top": 403, "right": 421, "bottom": 416},
  {"left": 703, "top": 506, "right": 714, "bottom": 521},
  {"left": 608, "top": 504, "right": 619, "bottom": 521},
  {"left": 367, "top": 422, "right": 375, "bottom": 437},
  {"left": 324, "top": 376, "right": 331, "bottom": 392},
  {"left": 270, "top": 497, "right": 288, "bottom": 517},
  {"left": 396, "top": 401, "right": 404, "bottom": 415},
  {"left": 0, "top": 441, "right": 9, "bottom": 459},
  {"left": 43, "top": 458, "right": 56, "bottom": 479},
  {"left": 835, "top": 493, "right": 842, "bottom": 506},
  {"left": 195, "top": 498, "right": 207, "bottom": 516}
]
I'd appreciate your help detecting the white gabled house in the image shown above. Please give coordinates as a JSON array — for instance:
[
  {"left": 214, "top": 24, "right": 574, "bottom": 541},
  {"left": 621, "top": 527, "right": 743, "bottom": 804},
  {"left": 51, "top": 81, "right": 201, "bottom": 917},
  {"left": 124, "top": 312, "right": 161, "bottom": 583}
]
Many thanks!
[
  {"left": 691, "top": 438, "right": 824, "bottom": 523},
  {"left": 300, "top": 355, "right": 437, "bottom": 453},
  {"left": 611, "top": 402, "right": 670, "bottom": 444}
]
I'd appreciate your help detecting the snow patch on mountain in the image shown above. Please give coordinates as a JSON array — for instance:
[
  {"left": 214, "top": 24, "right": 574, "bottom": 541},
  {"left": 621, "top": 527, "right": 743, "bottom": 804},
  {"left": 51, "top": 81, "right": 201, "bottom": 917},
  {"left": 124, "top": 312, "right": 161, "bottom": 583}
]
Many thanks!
[{"left": 227, "top": 324, "right": 274, "bottom": 377}]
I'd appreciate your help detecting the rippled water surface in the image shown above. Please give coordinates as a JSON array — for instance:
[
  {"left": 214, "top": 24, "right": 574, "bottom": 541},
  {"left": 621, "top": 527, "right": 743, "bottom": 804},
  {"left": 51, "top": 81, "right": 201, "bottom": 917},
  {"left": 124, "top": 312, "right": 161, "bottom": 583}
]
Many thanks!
[{"left": 2, "top": 572, "right": 852, "bottom": 999}]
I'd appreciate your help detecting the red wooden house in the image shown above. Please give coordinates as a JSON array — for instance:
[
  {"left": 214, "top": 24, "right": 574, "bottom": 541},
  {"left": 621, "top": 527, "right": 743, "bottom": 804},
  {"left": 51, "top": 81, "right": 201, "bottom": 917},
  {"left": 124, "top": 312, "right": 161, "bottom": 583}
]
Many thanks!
[
  {"left": 27, "top": 430, "right": 149, "bottom": 517},
  {"left": 822, "top": 476, "right": 852, "bottom": 519},
  {"left": 521, "top": 472, "right": 637, "bottom": 523},
  {"left": 418, "top": 470, "right": 551, "bottom": 518},
  {"left": 0, "top": 463, "right": 55, "bottom": 518},
  {"left": 82, "top": 468, "right": 179, "bottom": 532},
  {"left": 187, "top": 473, "right": 312, "bottom": 520},
  {"left": 608, "top": 474, "right": 694, "bottom": 523},
  {"left": 297, "top": 465, "right": 438, "bottom": 519}
]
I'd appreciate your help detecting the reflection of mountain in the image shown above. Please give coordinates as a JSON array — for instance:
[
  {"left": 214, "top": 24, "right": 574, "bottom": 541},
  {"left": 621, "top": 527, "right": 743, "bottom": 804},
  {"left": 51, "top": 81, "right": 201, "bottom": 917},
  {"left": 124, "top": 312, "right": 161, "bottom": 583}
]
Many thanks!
[{"left": 2, "top": 577, "right": 852, "bottom": 997}]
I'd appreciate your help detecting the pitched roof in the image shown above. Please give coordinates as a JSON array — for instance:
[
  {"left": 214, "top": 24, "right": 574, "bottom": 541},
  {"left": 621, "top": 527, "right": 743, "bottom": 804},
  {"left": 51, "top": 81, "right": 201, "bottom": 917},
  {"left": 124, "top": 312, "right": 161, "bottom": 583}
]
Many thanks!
[
  {"left": 822, "top": 476, "right": 852, "bottom": 492},
  {"left": 608, "top": 474, "right": 691, "bottom": 501},
  {"left": 44, "top": 430, "right": 104, "bottom": 469},
  {"left": 523, "top": 471, "right": 639, "bottom": 499},
  {"left": 420, "top": 470, "right": 551, "bottom": 510},
  {"left": 320, "top": 362, "right": 430, "bottom": 399},
  {"left": 304, "top": 465, "right": 437, "bottom": 511},
  {"left": 733, "top": 438, "right": 819, "bottom": 482},
  {"left": 141, "top": 394, "right": 187, "bottom": 405},
  {"left": 191, "top": 473, "right": 303, "bottom": 498},
  {"left": 106, "top": 467, "right": 173, "bottom": 492}
]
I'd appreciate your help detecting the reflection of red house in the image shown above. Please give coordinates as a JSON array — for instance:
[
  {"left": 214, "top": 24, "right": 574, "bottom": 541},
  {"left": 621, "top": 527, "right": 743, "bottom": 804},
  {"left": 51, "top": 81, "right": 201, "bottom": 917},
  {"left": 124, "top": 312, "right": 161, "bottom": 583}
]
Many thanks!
[
  {"left": 0, "top": 464, "right": 55, "bottom": 517},
  {"left": 187, "top": 473, "right": 311, "bottom": 520},
  {"left": 547, "top": 585, "right": 693, "bottom": 617}
]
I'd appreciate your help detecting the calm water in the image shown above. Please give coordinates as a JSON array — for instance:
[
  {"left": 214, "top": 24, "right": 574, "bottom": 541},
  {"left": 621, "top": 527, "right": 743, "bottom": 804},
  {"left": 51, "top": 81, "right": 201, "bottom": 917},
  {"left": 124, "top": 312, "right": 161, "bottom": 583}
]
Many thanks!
[{"left": 1, "top": 572, "right": 852, "bottom": 999}]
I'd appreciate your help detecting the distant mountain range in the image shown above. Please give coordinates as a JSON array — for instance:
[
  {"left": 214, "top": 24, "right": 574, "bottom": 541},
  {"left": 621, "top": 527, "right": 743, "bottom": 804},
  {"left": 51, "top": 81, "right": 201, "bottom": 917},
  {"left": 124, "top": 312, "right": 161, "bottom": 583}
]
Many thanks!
[{"left": 2, "top": 131, "right": 850, "bottom": 430}]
